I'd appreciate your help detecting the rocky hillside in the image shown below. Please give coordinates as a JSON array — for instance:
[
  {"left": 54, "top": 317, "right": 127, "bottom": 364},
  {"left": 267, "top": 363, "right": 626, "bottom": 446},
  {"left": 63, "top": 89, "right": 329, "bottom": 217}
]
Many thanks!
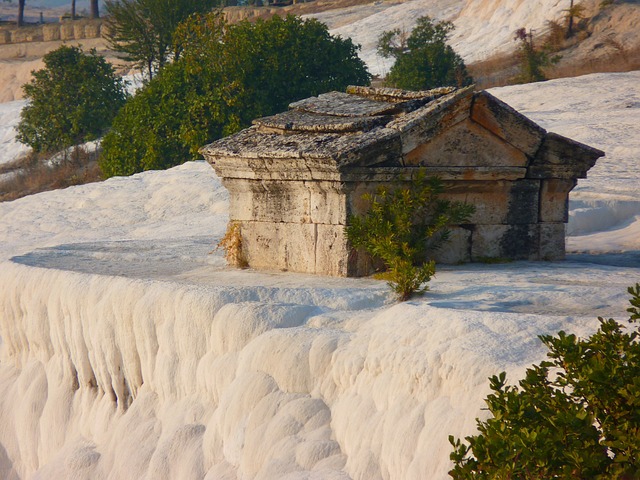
[{"left": 0, "top": 0, "right": 639, "bottom": 102}]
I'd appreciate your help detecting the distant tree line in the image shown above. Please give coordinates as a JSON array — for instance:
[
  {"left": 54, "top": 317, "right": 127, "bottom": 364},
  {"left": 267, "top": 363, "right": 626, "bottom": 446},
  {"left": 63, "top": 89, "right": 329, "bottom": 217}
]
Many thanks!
[
  {"left": 16, "top": 1, "right": 370, "bottom": 178},
  {"left": 2, "top": 0, "right": 99, "bottom": 26}
]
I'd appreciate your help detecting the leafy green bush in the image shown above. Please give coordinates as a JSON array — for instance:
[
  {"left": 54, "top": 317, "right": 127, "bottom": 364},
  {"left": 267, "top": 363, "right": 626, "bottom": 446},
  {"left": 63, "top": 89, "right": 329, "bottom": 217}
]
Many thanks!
[
  {"left": 17, "top": 45, "right": 128, "bottom": 154},
  {"left": 99, "top": 61, "right": 219, "bottom": 177},
  {"left": 449, "top": 283, "right": 640, "bottom": 479},
  {"left": 100, "top": 13, "right": 370, "bottom": 177},
  {"left": 346, "top": 173, "right": 475, "bottom": 301},
  {"left": 377, "top": 16, "right": 472, "bottom": 90}
]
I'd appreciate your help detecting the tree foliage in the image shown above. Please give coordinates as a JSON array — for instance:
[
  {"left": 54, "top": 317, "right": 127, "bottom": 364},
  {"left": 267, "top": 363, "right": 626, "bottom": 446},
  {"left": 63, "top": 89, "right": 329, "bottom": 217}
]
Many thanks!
[
  {"left": 104, "top": 0, "right": 219, "bottom": 79},
  {"left": 99, "top": 62, "right": 197, "bottom": 176},
  {"left": 346, "top": 174, "right": 475, "bottom": 301},
  {"left": 211, "top": 13, "right": 370, "bottom": 126},
  {"left": 100, "top": 13, "right": 370, "bottom": 177},
  {"left": 564, "top": 0, "right": 587, "bottom": 38},
  {"left": 513, "top": 27, "right": 560, "bottom": 83},
  {"left": 449, "top": 283, "right": 640, "bottom": 479},
  {"left": 378, "top": 16, "right": 472, "bottom": 90},
  {"left": 17, "top": 45, "right": 128, "bottom": 154}
]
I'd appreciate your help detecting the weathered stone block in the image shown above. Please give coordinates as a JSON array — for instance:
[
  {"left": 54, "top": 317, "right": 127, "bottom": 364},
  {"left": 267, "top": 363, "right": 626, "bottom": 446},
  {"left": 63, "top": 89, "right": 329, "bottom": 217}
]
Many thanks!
[
  {"left": 290, "top": 91, "right": 398, "bottom": 117},
  {"left": 471, "top": 225, "right": 507, "bottom": 260},
  {"left": 60, "top": 24, "right": 75, "bottom": 40},
  {"left": 73, "top": 24, "right": 85, "bottom": 39},
  {"left": 540, "top": 178, "right": 576, "bottom": 223},
  {"left": 405, "top": 119, "right": 528, "bottom": 168},
  {"left": 10, "top": 29, "right": 30, "bottom": 43},
  {"left": 530, "top": 132, "right": 603, "bottom": 178},
  {"left": 84, "top": 22, "right": 101, "bottom": 38},
  {"left": 100, "top": 22, "right": 111, "bottom": 38},
  {"left": 441, "top": 181, "right": 512, "bottom": 225},
  {"left": 505, "top": 179, "right": 540, "bottom": 225},
  {"left": 241, "top": 221, "right": 316, "bottom": 273},
  {"left": 390, "top": 88, "right": 473, "bottom": 154},
  {"left": 42, "top": 24, "right": 61, "bottom": 41},
  {"left": 345, "top": 181, "right": 381, "bottom": 218},
  {"left": 472, "top": 224, "right": 540, "bottom": 260},
  {"left": 539, "top": 223, "right": 566, "bottom": 260},
  {"left": 500, "top": 223, "right": 540, "bottom": 260},
  {"left": 223, "top": 179, "right": 311, "bottom": 223},
  {"left": 315, "top": 224, "right": 351, "bottom": 276},
  {"left": 441, "top": 179, "right": 539, "bottom": 226},
  {"left": 430, "top": 227, "right": 472, "bottom": 264},
  {"left": 310, "top": 182, "right": 347, "bottom": 225}
]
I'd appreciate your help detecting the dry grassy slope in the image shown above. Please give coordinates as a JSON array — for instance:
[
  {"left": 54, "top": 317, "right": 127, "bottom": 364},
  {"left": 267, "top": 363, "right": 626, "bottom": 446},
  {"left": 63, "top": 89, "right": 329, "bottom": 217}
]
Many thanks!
[
  {"left": 0, "top": 0, "right": 639, "bottom": 103},
  {"left": 469, "top": 1, "right": 640, "bottom": 87},
  {"left": 0, "top": 37, "right": 125, "bottom": 103},
  {"left": 557, "top": 2, "right": 640, "bottom": 67}
]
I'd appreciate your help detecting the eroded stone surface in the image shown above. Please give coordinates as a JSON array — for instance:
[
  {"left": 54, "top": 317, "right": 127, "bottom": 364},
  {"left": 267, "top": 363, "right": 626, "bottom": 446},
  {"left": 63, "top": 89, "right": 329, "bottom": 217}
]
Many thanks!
[
  {"left": 471, "top": 91, "right": 546, "bottom": 157},
  {"left": 290, "top": 91, "right": 399, "bottom": 117},
  {"left": 540, "top": 179, "right": 577, "bottom": 223},
  {"left": 404, "top": 118, "right": 529, "bottom": 168},
  {"left": 201, "top": 85, "right": 604, "bottom": 277},
  {"left": 254, "top": 110, "right": 392, "bottom": 134}
]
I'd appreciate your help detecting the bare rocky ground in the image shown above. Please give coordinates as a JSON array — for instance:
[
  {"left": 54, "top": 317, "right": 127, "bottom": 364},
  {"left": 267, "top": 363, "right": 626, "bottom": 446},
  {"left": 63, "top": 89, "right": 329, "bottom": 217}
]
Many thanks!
[{"left": 469, "top": 0, "right": 640, "bottom": 87}]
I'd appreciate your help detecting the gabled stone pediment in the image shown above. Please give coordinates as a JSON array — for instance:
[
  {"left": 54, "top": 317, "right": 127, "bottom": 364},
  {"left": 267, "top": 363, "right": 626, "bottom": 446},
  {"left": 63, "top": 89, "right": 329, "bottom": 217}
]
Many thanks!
[
  {"left": 471, "top": 91, "right": 546, "bottom": 157},
  {"left": 200, "top": 85, "right": 605, "bottom": 277},
  {"left": 404, "top": 118, "right": 529, "bottom": 169}
]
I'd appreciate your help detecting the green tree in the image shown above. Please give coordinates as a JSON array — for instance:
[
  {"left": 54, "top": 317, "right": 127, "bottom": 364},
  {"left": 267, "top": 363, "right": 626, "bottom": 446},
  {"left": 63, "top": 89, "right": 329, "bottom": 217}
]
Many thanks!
[
  {"left": 100, "top": 13, "right": 370, "bottom": 177},
  {"left": 346, "top": 174, "right": 475, "bottom": 301},
  {"left": 17, "top": 45, "right": 128, "bottom": 154},
  {"left": 378, "top": 16, "right": 472, "bottom": 90},
  {"left": 564, "top": 0, "right": 587, "bottom": 38},
  {"left": 513, "top": 27, "right": 559, "bottom": 83},
  {"left": 2, "top": 0, "right": 27, "bottom": 26},
  {"left": 217, "top": 14, "right": 370, "bottom": 126},
  {"left": 99, "top": 63, "right": 194, "bottom": 176},
  {"left": 104, "top": 0, "right": 219, "bottom": 79},
  {"left": 449, "top": 284, "right": 640, "bottom": 479}
]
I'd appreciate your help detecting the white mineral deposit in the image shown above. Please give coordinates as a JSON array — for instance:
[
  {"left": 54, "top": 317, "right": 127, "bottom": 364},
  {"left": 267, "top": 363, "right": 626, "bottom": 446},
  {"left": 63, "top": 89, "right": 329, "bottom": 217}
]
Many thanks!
[{"left": 0, "top": 70, "right": 639, "bottom": 479}]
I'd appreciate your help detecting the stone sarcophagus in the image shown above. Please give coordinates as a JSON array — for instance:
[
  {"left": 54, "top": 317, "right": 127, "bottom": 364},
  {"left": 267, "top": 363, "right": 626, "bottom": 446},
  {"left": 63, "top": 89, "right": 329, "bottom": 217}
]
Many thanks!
[{"left": 200, "top": 86, "right": 603, "bottom": 277}]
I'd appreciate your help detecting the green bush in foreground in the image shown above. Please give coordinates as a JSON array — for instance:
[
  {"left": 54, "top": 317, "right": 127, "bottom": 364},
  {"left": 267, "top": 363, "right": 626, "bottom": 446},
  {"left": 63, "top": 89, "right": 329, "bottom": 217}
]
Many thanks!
[
  {"left": 449, "top": 283, "right": 640, "bottom": 479},
  {"left": 346, "top": 173, "right": 474, "bottom": 301}
]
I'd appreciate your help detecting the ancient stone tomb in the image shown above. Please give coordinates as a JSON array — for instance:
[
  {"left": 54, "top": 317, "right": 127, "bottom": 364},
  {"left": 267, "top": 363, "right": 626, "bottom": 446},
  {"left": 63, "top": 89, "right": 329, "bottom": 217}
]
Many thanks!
[{"left": 200, "top": 86, "right": 603, "bottom": 277}]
